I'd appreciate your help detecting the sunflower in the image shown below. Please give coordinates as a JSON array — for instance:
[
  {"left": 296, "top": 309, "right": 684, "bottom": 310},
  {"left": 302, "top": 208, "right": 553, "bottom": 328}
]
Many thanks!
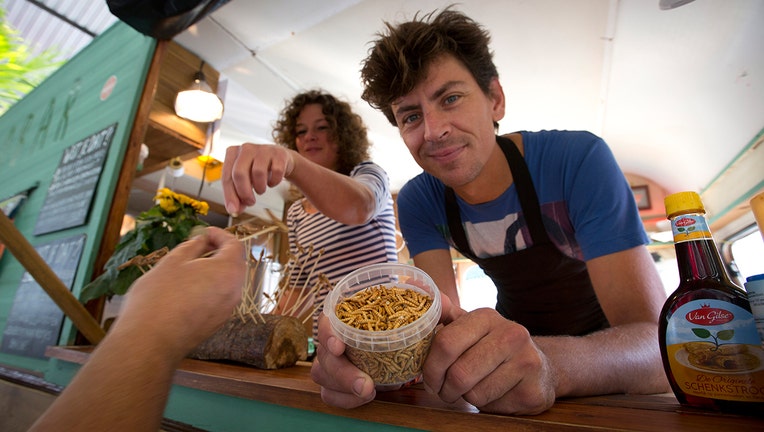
[{"left": 154, "top": 188, "right": 209, "bottom": 215}]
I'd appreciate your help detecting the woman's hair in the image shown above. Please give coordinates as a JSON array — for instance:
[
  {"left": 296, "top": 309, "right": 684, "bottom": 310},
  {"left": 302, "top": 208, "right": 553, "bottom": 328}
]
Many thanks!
[
  {"left": 360, "top": 8, "right": 498, "bottom": 126},
  {"left": 272, "top": 90, "right": 371, "bottom": 175}
]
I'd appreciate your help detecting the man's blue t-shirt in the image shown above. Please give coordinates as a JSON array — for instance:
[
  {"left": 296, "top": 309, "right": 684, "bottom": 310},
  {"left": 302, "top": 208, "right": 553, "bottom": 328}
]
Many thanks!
[{"left": 397, "top": 130, "right": 648, "bottom": 262}]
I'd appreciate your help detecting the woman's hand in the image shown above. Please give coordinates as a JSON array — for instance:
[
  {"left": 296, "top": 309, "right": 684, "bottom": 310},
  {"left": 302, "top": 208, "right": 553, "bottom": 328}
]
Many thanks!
[{"left": 221, "top": 143, "right": 296, "bottom": 216}]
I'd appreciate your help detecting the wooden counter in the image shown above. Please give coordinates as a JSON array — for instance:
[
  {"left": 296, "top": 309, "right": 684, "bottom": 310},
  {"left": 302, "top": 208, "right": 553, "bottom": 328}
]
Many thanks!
[{"left": 46, "top": 346, "right": 762, "bottom": 431}]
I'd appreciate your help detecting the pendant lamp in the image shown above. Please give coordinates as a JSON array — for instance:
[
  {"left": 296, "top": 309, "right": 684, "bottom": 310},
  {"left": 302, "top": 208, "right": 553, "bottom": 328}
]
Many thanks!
[{"left": 174, "top": 61, "right": 224, "bottom": 123}]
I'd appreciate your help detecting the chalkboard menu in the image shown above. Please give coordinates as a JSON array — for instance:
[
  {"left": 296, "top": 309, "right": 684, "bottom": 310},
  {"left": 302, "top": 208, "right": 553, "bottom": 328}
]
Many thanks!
[
  {"left": 34, "top": 124, "right": 117, "bottom": 235},
  {"left": 0, "top": 235, "right": 86, "bottom": 358}
]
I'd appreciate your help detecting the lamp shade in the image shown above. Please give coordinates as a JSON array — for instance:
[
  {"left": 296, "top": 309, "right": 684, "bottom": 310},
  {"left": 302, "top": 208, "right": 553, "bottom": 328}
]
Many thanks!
[{"left": 174, "top": 71, "right": 223, "bottom": 123}]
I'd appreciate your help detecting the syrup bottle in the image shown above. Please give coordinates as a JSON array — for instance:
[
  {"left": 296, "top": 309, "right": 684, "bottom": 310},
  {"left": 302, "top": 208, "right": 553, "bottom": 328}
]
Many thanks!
[{"left": 659, "top": 191, "right": 764, "bottom": 415}]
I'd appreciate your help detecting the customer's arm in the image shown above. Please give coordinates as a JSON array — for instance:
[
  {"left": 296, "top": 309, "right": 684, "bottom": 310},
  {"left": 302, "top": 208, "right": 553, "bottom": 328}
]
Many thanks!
[{"left": 29, "top": 227, "right": 245, "bottom": 432}]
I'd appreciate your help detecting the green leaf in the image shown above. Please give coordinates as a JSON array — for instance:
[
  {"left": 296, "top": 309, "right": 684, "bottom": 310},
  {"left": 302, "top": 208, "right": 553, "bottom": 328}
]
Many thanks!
[
  {"left": 80, "top": 265, "right": 144, "bottom": 303},
  {"left": 145, "top": 227, "right": 180, "bottom": 251},
  {"left": 717, "top": 330, "right": 735, "bottom": 341},
  {"left": 691, "top": 328, "right": 711, "bottom": 339},
  {"left": 79, "top": 267, "right": 118, "bottom": 303},
  {"left": 109, "top": 266, "right": 144, "bottom": 297},
  {"left": 140, "top": 206, "right": 166, "bottom": 219}
]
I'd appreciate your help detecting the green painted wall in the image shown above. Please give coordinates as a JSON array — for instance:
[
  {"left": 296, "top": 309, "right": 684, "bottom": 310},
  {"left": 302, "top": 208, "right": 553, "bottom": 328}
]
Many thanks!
[
  {"left": 164, "top": 387, "right": 421, "bottom": 432},
  {"left": 45, "top": 358, "right": 422, "bottom": 432},
  {"left": 0, "top": 22, "right": 156, "bottom": 372}
]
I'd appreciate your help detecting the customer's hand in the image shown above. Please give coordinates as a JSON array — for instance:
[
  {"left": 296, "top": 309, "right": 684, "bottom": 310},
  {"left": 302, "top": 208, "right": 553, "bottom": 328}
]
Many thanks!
[{"left": 114, "top": 226, "right": 246, "bottom": 361}]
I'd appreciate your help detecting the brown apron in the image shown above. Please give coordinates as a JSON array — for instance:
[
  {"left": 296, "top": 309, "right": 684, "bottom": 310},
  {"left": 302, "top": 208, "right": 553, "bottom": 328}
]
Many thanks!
[{"left": 444, "top": 135, "right": 609, "bottom": 336}]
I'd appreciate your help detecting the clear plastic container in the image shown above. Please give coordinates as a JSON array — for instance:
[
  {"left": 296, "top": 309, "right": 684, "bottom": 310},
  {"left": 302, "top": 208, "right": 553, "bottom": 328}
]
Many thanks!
[{"left": 324, "top": 263, "right": 441, "bottom": 390}]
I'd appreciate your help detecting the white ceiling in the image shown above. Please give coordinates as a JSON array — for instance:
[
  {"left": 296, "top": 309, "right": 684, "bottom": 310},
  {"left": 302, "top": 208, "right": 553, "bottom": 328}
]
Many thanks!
[
  {"left": 6, "top": 0, "right": 764, "bottom": 217},
  {"left": 179, "top": 0, "right": 764, "bottom": 196}
]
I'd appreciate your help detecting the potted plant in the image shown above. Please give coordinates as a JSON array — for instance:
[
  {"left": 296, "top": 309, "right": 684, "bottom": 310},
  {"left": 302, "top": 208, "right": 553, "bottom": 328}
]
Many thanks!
[{"left": 80, "top": 188, "right": 209, "bottom": 303}]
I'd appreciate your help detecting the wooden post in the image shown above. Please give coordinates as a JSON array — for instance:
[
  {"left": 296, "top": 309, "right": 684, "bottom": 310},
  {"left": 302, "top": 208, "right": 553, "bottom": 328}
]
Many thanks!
[{"left": 0, "top": 211, "right": 105, "bottom": 344}]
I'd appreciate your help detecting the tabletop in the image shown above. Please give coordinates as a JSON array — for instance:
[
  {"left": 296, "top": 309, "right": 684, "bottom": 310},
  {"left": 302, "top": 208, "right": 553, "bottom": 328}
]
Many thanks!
[{"left": 46, "top": 346, "right": 763, "bottom": 431}]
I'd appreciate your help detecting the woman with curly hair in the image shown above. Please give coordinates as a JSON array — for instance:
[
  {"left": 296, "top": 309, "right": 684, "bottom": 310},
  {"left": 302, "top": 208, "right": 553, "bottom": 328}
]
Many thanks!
[{"left": 222, "top": 90, "right": 398, "bottom": 338}]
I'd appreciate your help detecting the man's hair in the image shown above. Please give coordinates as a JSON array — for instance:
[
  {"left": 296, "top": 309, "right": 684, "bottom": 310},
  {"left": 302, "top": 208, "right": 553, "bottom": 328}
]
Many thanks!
[
  {"left": 360, "top": 8, "right": 498, "bottom": 126},
  {"left": 273, "top": 90, "right": 371, "bottom": 175}
]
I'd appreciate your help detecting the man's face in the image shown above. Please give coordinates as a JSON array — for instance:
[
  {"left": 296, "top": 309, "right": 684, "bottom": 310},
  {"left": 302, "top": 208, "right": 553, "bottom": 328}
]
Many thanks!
[{"left": 391, "top": 54, "right": 505, "bottom": 189}]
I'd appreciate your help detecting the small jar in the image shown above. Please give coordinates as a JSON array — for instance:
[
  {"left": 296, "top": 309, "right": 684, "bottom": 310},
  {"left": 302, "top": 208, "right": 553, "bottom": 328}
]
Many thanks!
[{"left": 324, "top": 263, "right": 441, "bottom": 390}]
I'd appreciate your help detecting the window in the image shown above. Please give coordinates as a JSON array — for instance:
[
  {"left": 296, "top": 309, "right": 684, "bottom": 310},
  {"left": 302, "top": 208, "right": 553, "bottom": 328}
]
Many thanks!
[
  {"left": 729, "top": 228, "right": 764, "bottom": 283},
  {"left": 656, "top": 225, "right": 764, "bottom": 294},
  {"left": 457, "top": 263, "right": 497, "bottom": 311},
  {"left": 652, "top": 247, "right": 680, "bottom": 296},
  {"left": 457, "top": 227, "right": 763, "bottom": 310}
]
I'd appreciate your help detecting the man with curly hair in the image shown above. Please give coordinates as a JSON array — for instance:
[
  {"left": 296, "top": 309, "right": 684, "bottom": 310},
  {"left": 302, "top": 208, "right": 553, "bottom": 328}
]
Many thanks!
[
  {"left": 222, "top": 90, "right": 398, "bottom": 337},
  {"left": 311, "top": 8, "right": 669, "bottom": 415}
]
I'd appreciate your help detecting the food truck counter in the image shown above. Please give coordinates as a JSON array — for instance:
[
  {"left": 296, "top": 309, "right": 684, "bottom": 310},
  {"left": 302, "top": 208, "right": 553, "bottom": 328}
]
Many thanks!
[{"left": 44, "top": 346, "right": 763, "bottom": 431}]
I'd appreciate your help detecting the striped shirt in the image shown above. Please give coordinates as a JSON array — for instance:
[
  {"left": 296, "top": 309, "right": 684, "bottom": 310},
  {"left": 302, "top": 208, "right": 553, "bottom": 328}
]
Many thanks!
[{"left": 286, "top": 161, "right": 398, "bottom": 338}]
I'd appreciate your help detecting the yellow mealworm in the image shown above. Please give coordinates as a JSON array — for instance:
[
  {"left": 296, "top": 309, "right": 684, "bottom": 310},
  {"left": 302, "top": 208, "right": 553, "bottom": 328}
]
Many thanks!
[{"left": 336, "top": 285, "right": 434, "bottom": 384}]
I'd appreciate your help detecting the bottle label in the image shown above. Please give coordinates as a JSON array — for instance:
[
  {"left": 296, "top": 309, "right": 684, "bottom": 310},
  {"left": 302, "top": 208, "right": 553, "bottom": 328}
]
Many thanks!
[
  {"left": 671, "top": 214, "right": 712, "bottom": 243},
  {"left": 665, "top": 299, "right": 764, "bottom": 402},
  {"left": 745, "top": 278, "right": 764, "bottom": 348}
]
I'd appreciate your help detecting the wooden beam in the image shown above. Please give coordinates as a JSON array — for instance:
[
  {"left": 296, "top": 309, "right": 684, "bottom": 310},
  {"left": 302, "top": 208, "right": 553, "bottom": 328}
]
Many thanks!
[{"left": 0, "top": 211, "right": 105, "bottom": 344}]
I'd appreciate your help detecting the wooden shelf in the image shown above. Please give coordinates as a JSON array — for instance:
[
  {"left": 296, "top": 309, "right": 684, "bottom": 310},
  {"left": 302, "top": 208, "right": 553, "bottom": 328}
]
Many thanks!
[{"left": 139, "top": 41, "right": 221, "bottom": 176}]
